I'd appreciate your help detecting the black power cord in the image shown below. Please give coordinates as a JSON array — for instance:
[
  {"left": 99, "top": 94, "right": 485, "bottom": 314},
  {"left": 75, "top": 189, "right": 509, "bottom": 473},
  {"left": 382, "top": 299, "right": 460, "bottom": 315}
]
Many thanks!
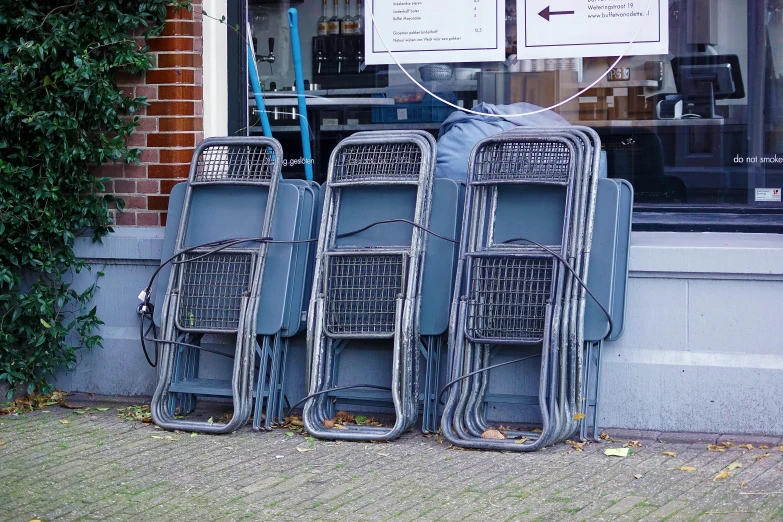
[
  {"left": 500, "top": 237, "right": 613, "bottom": 336},
  {"left": 284, "top": 385, "right": 393, "bottom": 419}
]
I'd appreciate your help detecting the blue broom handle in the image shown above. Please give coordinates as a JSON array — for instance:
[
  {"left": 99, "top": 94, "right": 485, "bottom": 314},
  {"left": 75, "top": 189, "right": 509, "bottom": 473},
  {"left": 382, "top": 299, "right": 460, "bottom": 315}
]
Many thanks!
[{"left": 288, "top": 8, "right": 314, "bottom": 181}]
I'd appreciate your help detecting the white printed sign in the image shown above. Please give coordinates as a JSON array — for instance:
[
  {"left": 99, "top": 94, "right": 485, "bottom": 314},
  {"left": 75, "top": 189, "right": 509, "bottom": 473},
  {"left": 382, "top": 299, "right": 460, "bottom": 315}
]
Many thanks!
[
  {"left": 755, "top": 188, "right": 782, "bottom": 202},
  {"left": 365, "top": 0, "right": 506, "bottom": 65},
  {"left": 517, "top": 0, "right": 669, "bottom": 59}
]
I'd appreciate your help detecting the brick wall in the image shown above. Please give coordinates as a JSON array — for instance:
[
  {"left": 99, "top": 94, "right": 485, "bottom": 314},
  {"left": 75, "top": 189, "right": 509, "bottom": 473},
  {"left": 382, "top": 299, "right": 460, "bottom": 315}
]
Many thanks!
[{"left": 103, "top": 3, "right": 204, "bottom": 227}]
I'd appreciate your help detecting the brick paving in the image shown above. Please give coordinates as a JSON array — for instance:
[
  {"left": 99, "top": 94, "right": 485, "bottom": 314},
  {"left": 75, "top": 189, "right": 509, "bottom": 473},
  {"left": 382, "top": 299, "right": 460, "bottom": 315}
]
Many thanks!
[{"left": 2, "top": 396, "right": 783, "bottom": 521}]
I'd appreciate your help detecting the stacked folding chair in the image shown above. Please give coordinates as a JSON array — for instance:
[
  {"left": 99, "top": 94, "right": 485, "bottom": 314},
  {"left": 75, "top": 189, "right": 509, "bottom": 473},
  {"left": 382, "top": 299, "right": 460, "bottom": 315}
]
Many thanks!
[
  {"left": 150, "top": 137, "right": 319, "bottom": 433},
  {"left": 302, "top": 131, "right": 437, "bottom": 440},
  {"left": 440, "top": 126, "right": 626, "bottom": 450}
]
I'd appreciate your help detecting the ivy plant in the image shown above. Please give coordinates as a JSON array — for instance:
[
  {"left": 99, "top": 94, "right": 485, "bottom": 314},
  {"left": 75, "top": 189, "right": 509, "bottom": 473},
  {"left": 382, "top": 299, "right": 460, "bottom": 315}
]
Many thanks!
[{"left": 0, "top": 1, "right": 189, "bottom": 398}]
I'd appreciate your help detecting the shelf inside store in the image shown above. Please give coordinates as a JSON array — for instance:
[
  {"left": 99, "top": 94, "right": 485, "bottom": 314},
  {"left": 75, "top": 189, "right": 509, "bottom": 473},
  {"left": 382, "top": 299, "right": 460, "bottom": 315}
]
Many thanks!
[
  {"left": 320, "top": 122, "right": 443, "bottom": 132},
  {"left": 575, "top": 118, "right": 730, "bottom": 128},
  {"left": 249, "top": 125, "right": 302, "bottom": 134},
  {"left": 578, "top": 80, "right": 661, "bottom": 89},
  {"left": 249, "top": 97, "right": 395, "bottom": 107},
  {"left": 250, "top": 123, "right": 443, "bottom": 133}
]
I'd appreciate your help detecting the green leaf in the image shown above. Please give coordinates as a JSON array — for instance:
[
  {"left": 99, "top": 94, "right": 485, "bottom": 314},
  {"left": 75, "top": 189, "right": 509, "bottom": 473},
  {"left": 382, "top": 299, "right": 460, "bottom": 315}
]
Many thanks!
[{"left": 40, "top": 318, "right": 52, "bottom": 329}]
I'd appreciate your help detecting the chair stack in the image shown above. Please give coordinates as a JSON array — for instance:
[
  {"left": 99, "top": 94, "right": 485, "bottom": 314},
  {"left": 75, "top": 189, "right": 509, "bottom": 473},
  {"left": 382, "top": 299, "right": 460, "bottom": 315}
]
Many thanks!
[
  {"left": 440, "top": 127, "right": 606, "bottom": 450},
  {"left": 302, "top": 131, "right": 436, "bottom": 441},
  {"left": 150, "top": 137, "right": 320, "bottom": 433}
]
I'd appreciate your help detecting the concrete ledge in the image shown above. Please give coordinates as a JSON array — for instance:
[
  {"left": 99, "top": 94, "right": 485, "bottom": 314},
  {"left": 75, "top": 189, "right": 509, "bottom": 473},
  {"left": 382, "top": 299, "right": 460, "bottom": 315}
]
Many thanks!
[
  {"left": 630, "top": 232, "right": 783, "bottom": 277},
  {"left": 74, "top": 227, "right": 164, "bottom": 263}
]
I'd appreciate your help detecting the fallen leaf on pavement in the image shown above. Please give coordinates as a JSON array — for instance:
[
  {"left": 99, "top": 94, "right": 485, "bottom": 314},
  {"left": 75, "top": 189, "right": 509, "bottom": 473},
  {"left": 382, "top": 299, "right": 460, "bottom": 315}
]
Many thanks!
[
  {"left": 720, "top": 441, "right": 736, "bottom": 448},
  {"left": 532, "top": 428, "right": 542, "bottom": 433},
  {"left": 634, "top": 474, "right": 643, "bottom": 479},
  {"left": 739, "top": 444, "right": 754, "bottom": 451},
  {"left": 566, "top": 440, "right": 586, "bottom": 451},
  {"left": 151, "top": 435, "right": 164, "bottom": 439},
  {"left": 678, "top": 466, "right": 697, "bottom": 472},
  {"left": 95, "top": 407, "right": 109, "bottom": 412},
  {"left": 754, "top": 453, "right": 771, "bottom": 461},
  {"left": 663, "top": 451, "right": 676, "bottom": 457},
  {"left": 514, "top": 437, "right": 531, "bottom": 444},
  {"left": 284, "top": 416, "right": 304, "bottom": 427},
  {"left": 759, "top": 445, "right": 769, "bottom": 450},
  {"left": 605, "top": 448, "right": 631, "bottom": 457},
  {"left": 191, "top": 433, "right": 197, "bottom": 438},
  {"left": 727, "top": 462, "right": 742, "bottom": 470},
  {"left": 713, "top": 472, "right": 730, "bottom": 481},
  {"left": 323, "top": 419, "right": 336, "bottom": 428},
  {"left": 573, "top": 413, "right": 586, "bottom": 420},
  {"left": 625, "top": 440, "right": 643, "bottom": 448},
  {"left": 206, "top": 417, "right": 214, "bottom": 425},
  {"left": 378, "top": 452, "right": 390, "bottom": 457},
  {"left": 334, "top": 410, "right": 354, "bottom": 424},
  {"left": 481, "top": 429, "right": 506, "bottom": 440},
  {"left": 333, "top": 424, "right": 348, "bottom": 430},
  {"left": 59, "top": 420, "right": 69, "bottom": 424},
  {"left": 296, "top": 446, "right": 314, "bottom": 453},
  {"left": 0, "top": 441, "right": 5, "bottom": 447},
  {"left": 708, "top": 445, "right": 727, "bottom": 452}
]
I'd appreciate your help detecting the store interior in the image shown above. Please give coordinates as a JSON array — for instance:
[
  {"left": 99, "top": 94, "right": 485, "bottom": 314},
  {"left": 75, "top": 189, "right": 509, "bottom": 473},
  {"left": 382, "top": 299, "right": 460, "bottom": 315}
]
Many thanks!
[{"left": 243, "top": 0, "right": 782, "bottom": 209}]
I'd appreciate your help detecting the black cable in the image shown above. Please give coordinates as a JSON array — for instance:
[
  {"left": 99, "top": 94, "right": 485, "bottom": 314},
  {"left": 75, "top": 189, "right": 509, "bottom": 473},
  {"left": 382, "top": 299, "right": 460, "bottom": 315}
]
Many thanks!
[
  {"left": 140, "top": 310, "right": 158, "bottom": 367},
  {"left": 141, "top": 335, "right": 237, "bottom": 359},
  {"left": 284, "top": 385, "right": 393, "bottom": 418},
  {"left": 501, "top": 237, "right": 614, "bottom": 337},
  {"left": 336, "top": 219, "right": 459, "bottom": 244},
  {"left": 437, "top": 354, "right": 543, "bottom": 406}
]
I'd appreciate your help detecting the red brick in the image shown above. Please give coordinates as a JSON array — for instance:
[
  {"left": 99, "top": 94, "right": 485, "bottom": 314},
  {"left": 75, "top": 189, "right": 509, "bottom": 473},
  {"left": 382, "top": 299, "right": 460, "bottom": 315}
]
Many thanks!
[
  {"left": 157, "top": 53, "right": 202, "bottom": 69},
  {"left": 96, "top": 164, "right": 125, "bottom": 178},
  {"left": 149, "top": 164, "right": 191, "bottom": 179},
  {"left": 161, "top": 212, "right": 168, "bottom": 227},
  {"left": 137, "top": 118, "right": 158, "bottom": 133},
  {"left": 161, "top": 21, "right": 200, "bottom": 37},
  {"left": 113, "top": 179, "right": 136, "bottom": 193},
  {"left": 166, "top": 5, "right": 194, "bottom": 19},
  {"left": 158, "top": 85, "right": 202, "bottom": 100},
  {"left": 137, "top": 179, "right": 160, "bottom": 193},
  {"left": 147, "top": 101, "right": 195, "bottom": 116},
  {"left": 135, "top": 86, "right": 158, "bottom": 99},
  {"left": 123, "top": 165, "right": 148, "bottom": 178},
  {"left": 147, "top": 133, "right": 194, "bottom": 148},
  {"left": 159, "top": 118, "right": 202, "bottom": 133},
  {"left": 147, "top": 37, "right": 194, "bottom": 53},
  {"left": 136, "top": 212, "right": 160, "bottom": 226},
  {"left": 115, "top": 211, "right": 136, "bottom": 226},
  {"left": 127, "top": 133, "right": 145, "bottom": 147},
  {"left": 146, "top": 69, "right": 195, "bottom": 85},
  {"left": 160, "top": 148, "right": 195, "bottom": 163},
  {"left": 123, "top": 196, "right": 147, "bottom": 210},
  {"left": 137, "top": 149, "right": 159, "bottom": 165},
  {"left": 148, "top": 195, "right": 170, "bottom": 211},
  {"left": 160, "top": 179, "right": 184, "bottom": 194}
]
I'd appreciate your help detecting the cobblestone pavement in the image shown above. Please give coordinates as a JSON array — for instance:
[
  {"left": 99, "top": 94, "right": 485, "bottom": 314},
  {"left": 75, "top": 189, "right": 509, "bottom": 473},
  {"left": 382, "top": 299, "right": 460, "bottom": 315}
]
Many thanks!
[{"left": 2, "top": 396, "right": 783, "bottom": 522}]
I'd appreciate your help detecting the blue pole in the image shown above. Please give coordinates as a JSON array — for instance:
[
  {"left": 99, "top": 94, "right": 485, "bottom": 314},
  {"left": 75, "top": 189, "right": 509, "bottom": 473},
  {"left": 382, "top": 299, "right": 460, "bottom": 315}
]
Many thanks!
[
  {"left": 287, "top": 8, "right": 314, "bottom": 181},
  {"left": 246, "top": 23, "right": 273, "bottom": 138}
]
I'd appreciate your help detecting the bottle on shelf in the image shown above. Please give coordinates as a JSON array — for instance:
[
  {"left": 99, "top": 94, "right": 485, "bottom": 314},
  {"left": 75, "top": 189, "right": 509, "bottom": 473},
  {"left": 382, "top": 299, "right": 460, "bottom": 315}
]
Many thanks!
[
  {"left": 317, "top": 0, "right": 329, "bottom": 36},
  {"left": 354, "top": 0, "right": 364, "bottom": 35},
  {"left": 341, "top": 0, "right": 355, "bottom": 35},
  {"left": 328, "top": 0, "right": 341, "bottom": 35}
]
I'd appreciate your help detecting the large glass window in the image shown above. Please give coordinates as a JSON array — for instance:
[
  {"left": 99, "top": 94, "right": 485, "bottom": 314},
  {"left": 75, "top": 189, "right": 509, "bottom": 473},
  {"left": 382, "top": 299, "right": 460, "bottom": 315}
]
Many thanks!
[{"left": 228, "top": 0, "right": 783, "bottom": 231}]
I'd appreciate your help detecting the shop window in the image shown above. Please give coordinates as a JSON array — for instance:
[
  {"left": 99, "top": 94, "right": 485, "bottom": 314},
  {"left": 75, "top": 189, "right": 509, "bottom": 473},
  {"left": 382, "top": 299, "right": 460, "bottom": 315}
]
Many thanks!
[{"left": 224, "top": 0, "right": 783, "bottom": 232}]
